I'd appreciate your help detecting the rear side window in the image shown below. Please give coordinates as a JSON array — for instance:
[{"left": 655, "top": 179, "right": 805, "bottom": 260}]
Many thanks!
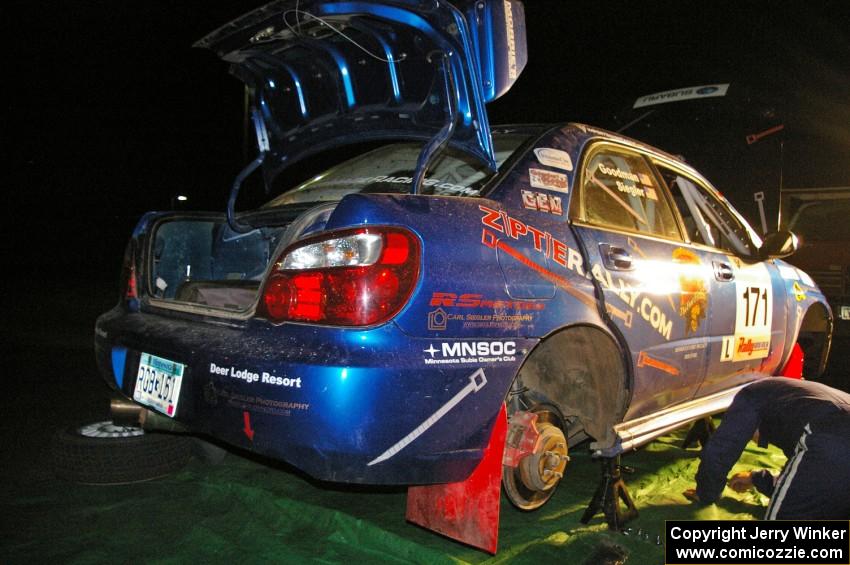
[{"left": 574, "top": 146, "right": 681, "bottom": 240}]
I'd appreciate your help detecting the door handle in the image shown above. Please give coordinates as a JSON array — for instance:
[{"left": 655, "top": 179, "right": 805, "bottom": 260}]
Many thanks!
[
  {"left": 713, "top": 261, "right": 735, "bottom": 282},
  {"left": 600, "top": 244, "right": 633, "bottom": 271}
]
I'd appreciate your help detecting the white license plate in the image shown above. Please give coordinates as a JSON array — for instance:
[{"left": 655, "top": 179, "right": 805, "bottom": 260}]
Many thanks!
[{"left": 134, "top": 353, "right": 185, "bottom": 417}]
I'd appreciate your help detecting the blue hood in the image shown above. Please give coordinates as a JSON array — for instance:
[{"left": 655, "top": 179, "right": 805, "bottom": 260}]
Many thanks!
[{"left": 195, "top": 0, "right": 527, "bottom": 185}]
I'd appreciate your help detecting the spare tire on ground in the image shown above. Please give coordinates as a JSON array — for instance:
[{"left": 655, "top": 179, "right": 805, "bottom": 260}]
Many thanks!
[{"left": 51, "top": 420, "right": 192, "bottom": 484}]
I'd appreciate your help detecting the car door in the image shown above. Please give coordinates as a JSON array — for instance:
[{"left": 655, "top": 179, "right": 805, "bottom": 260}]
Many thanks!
[
  {"left": 653, "top": 162, "right": 788, "bottom": 396},
  {"left": 570, "top": 143, "right": 714, "bottom": 419}
]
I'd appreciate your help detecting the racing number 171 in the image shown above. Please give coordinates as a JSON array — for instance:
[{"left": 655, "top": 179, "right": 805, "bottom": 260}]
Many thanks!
[{"left": 742, "top": 286, "right": 768, "bottom": 327}]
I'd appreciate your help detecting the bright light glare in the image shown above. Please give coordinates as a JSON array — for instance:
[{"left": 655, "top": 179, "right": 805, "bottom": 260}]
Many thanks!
[
  {"left": 282, "top": 233, "right": 383, "bottom": 270},
  {"left": 176, "top": 195, "right": 188, "bottom": 201},
  {"left": 629, "top": 260, "right": 711, "bottom": 295}
]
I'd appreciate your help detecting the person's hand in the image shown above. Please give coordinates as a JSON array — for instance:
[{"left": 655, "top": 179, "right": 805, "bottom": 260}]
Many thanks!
[
  {"left": 682, "top": 488, "right": 700, "bottom": 502},
  {"left": 728, "top": 471, "right": 753, "bottom": 493}
]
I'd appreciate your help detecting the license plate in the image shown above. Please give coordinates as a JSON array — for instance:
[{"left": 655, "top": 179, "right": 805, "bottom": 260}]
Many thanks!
[{"left": 134, "top": 353, "right": 185, "bottom": 417}]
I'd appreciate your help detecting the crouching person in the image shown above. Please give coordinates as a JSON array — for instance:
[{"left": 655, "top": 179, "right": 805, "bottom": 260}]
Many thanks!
[{"left": 687, "top": 377, "right": 850, "bottom": 519}]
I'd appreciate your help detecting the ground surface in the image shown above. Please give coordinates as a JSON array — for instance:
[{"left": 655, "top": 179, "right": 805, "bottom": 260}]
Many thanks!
[{"left": 2, "top": 282, "right": 847, "bottom": 564}]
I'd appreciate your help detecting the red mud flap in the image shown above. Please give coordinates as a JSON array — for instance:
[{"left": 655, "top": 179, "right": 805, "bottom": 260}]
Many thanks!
[
  {"left": 779, "top": 343, "right": 804, "bottom": 379},
  {"left": 405, "top": 404, "right": 508, "bottom": 554}
]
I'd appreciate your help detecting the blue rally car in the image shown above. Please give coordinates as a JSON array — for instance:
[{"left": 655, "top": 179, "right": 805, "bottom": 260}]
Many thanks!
[{"left": 94, "top": 0, "right": 832, "bottom": 552}]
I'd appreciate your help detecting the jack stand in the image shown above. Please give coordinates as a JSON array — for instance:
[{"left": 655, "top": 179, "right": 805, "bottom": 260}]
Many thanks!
[
  {"left": 681, "top": 417, "right": 716, "bottom": 449},
  {"left": 580, "top": 455, "right": 638, "bottom": 530}
]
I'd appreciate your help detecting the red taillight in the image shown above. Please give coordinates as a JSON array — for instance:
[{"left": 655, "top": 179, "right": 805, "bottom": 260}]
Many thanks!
[
  {"left": 125, "top": 263, "right": 138, "bottom": 300},
  {"left": 260, "top": 228, "right": 420, "bottom": 326},
  {"left": 121, "top": 242, "right": 138, "bottom": 302}
]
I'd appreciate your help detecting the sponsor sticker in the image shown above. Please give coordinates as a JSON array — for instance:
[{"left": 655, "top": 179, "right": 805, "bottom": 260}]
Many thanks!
[
  {"left": 674, "top": 341, "right": 707, "bottom": 360},
  {"left": 209, "top": 362, "right": 302, "bottom": 388},
  {"left": 203, "top": 383, "right": 310, "bottom": 416},
  {"left": 422, "top": 341, "right": 518, "bottom": 365},
  {"left": 478, "top": 206, "right": 677, "bottom": 340},
  {"left": 427, "top": 293, "right": 544, "bottom": 331},
  {"left": 521, "top": 189, "right": 563, "bottom": 215},
  {"left": 673, "top": 248, "right": 709, "bottom": 335},
  {"left": 529, "top": 168, "right": 569, "bottom": 193},
  {"left": 637, "top": 351, "right": 680, "bottom": 376},
  {"left": 427, "top": 308, "right": 448, "bottom": 331},
  {"left": 720, "top": 335, "right": 770, "bottom": 362},
  {"left": 312, "top": 175, "right": 480, "bottom": 197},
  {"left": 368, "top": 368, "right": 487, "bottom": 466},
  {"left": 792, "top": 281, "right": 807, "bottom": 302},
  {"left": 633, "top": 83, "right": 730, "bottom": 109},
  {"left": 533, "top": 147, "right": 573, "bottom": 171}
]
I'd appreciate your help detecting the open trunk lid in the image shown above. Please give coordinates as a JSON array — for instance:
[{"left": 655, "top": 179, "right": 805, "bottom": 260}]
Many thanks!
[{"left": 194, "top": 0, "right": 527, "bottom": 186}]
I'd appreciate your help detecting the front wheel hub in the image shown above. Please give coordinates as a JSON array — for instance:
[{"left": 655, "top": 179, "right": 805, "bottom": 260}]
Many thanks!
[
  {"left": 503, "top": 407, "right": 570, "bottom": 511},
  {"left": 519, "top": 422, "right": 569, "bottom": 492}
]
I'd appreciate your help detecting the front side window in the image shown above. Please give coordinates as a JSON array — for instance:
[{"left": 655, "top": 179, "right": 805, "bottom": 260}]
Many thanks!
[
  {"left": 574, "top": 147, "right": 681, "bottom": 240},
  {"left": 657, "top": 165, "right": 759, "bottom": 257}
]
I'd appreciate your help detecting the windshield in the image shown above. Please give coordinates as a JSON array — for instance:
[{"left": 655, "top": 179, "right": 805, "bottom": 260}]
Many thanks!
[{"left": 264, "top": 134, "right": 531, "bottom": 207}]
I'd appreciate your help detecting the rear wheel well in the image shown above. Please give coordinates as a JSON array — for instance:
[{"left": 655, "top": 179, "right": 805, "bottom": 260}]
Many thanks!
[{"left": 508, "top": 325, "right": 629, "bottom": 450}]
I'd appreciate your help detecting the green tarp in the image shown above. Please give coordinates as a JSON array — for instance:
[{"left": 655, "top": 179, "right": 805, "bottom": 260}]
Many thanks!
[{"left": 2, "top": 425, "right": 783, "bottom": 564}]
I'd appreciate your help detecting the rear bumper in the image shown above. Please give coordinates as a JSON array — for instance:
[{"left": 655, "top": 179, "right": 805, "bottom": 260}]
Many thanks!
[{"left": 94, "top": 306, "right": 531, "bottom": 485}]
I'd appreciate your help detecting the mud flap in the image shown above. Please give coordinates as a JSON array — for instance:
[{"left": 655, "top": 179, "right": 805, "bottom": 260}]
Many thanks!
[
  {"left": 779, "top": 343, "right": 804, "bottom": 378},
  {"left": 405, "top": 403, "right": 508, "bottom": 554}
]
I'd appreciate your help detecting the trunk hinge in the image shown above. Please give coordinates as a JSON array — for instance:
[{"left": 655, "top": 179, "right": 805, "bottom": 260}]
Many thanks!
[
  {"left": 227, "top": 108, "right": 269, "bottom": 233},
  {"left": 411, "top": 50, "right": 460, "bottom": 195}
]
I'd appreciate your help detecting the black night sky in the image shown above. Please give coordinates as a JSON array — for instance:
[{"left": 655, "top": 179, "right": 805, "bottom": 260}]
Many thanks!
[
  {"left": 2, "top": 5, "right": 850, "bottom": 555},
  {"left": 6, "top": 1, "right": 850, "bottom": 283}
]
